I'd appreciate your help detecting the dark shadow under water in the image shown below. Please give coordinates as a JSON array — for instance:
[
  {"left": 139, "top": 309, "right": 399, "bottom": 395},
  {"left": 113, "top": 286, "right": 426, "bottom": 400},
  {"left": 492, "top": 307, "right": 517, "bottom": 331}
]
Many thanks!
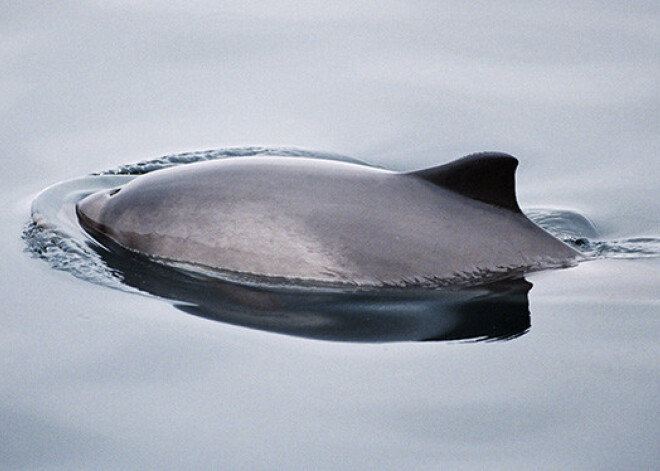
[{"left": 89, "top": 234, "right": 532, "bottom": 343}]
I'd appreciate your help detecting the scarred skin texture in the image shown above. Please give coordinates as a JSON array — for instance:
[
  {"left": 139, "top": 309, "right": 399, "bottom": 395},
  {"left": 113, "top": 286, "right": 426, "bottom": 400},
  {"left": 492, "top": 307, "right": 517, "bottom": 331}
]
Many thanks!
[{"left": 76, "top": 155, "right": 581, "bottom": 287}]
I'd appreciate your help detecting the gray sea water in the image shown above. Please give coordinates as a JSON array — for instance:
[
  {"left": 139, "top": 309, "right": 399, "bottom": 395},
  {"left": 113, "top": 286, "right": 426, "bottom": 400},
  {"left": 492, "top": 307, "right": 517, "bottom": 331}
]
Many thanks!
[{"left": 2, "top": 2, "right": 659, "bottom": 469}]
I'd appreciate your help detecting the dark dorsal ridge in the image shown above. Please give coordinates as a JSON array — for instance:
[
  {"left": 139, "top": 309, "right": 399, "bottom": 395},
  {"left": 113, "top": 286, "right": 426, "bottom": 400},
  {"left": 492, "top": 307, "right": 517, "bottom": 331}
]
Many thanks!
[{"left": 406, "top": 152, "right": 522, "bottom": 213}]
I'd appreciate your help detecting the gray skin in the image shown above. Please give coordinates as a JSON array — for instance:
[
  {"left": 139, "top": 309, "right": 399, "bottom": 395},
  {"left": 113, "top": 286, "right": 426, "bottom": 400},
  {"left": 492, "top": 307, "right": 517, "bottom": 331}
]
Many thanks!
[{"left": 76, "top": 153, "right": 581, "bottom": 287}]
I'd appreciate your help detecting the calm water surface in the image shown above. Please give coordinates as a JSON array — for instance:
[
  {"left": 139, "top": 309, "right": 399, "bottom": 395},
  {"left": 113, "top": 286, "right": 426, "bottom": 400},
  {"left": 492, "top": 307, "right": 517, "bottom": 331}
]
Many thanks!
[{"left": 2, "top": 2, "right": 659, "bottom": 470}]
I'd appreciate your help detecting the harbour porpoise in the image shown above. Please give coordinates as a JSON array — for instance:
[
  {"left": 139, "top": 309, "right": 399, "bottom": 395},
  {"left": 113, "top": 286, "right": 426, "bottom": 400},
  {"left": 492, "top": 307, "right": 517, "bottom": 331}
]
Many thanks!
[{"left": 76, "top": 152, "right": 581, "bottom": 287}]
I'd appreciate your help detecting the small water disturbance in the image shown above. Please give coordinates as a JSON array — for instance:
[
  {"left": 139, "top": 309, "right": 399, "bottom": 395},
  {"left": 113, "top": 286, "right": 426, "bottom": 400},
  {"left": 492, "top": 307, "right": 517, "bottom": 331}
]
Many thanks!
[
  {"left": 24, "top": 175, "right": 136, "bottom": 291},
  {"left": 98, "top": 146, "right": 363, "bottom": 175},
  {"left": 526, "top": 208, "right": 660, "bottom": 260}
]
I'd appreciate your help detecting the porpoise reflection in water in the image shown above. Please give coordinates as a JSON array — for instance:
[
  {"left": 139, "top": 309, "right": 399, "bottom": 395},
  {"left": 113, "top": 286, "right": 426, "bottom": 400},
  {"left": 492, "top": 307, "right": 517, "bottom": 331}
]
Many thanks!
[
  {"left": 76, "top": 152, "right": 580, "bottom": 287},
  {"left": 91, "top": 239, "right": 534, "bottom": 342}
]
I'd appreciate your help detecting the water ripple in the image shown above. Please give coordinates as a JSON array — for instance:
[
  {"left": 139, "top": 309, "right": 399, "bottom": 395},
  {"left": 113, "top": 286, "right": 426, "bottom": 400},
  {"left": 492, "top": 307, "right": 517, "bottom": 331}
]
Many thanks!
[
  {"left": 526, "top": 208, "right": 660, "bottom": 260},
  {"left": 99, "top": 146, "right": 363, "bottom": 175}
]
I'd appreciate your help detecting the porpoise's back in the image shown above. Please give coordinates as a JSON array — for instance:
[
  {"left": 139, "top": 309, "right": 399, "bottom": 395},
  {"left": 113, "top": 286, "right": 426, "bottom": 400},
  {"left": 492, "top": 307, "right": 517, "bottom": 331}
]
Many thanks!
[{"left": 76, "top": 154, "right": 580, "bottom": 286}]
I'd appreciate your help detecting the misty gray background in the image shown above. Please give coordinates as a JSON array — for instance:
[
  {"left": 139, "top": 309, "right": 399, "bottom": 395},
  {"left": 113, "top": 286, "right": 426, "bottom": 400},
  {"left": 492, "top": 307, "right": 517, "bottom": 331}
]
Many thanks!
[{"left": 2, "top": 2, "right": 659, "bottom": 470}]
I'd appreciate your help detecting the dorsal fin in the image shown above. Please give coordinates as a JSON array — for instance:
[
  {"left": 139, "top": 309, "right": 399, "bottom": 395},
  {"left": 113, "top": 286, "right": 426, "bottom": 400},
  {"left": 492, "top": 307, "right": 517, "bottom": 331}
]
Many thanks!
[{"left": 406, "top": 152, "right": 522, "bottom": 212}]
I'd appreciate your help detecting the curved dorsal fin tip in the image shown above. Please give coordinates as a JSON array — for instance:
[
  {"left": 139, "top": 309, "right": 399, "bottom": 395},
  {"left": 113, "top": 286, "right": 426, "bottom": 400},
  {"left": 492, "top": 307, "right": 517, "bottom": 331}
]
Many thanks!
[
  {"left": 406, "top": 151, "right": 522, "bottom": 213},
  {"left": 458, "top": 151, "right": 519, "bottom": 168}
]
